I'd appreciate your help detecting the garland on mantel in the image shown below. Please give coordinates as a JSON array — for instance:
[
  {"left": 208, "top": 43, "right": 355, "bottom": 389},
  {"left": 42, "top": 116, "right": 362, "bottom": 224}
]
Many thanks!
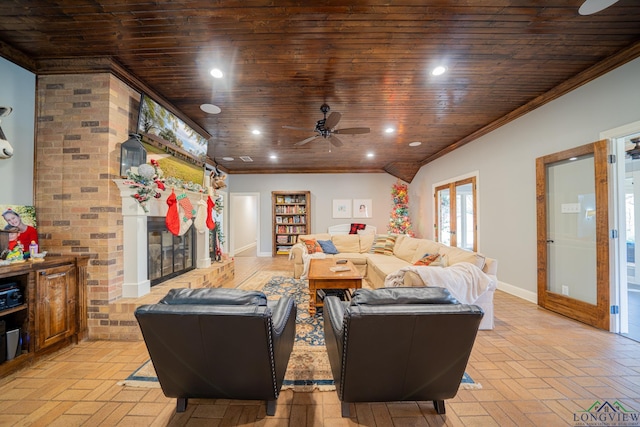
[{"left": 126, "top": 159, "right": 207, "bottom": 212}]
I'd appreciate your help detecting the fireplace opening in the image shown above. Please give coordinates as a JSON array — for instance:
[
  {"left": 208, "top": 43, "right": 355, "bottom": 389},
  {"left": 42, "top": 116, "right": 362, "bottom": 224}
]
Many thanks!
[{"left": 147, "top": 217, "right": 195, "bottom": 286}]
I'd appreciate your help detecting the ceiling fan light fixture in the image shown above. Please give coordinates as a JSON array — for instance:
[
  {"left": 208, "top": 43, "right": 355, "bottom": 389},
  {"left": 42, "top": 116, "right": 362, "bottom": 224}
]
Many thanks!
[
  {"left": 578, "top": 0, "right": 619, "bottom": 15},
  {"left": 285, "top": 104, "right": 370, "bottom": 147}
]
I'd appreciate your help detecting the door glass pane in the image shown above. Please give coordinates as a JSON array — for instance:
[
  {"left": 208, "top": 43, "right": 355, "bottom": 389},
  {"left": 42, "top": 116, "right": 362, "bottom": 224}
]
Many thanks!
[
  {"left": 546, "top": 155, "right": 597, "bottom": 305},
  {"left": 455, "top": 182, "right": 474, "bottom": 250},
  {"left": 437, "top": 188, "right": 451, "bottom": 246},
  {"left": 624, "top": 149, "right": 640, "bottom": 341}
]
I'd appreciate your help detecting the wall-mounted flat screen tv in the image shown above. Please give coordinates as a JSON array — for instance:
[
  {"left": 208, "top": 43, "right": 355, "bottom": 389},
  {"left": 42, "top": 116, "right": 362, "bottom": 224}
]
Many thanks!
[{"left": 136, "top": 94, "right": 208, "bottom": 185}]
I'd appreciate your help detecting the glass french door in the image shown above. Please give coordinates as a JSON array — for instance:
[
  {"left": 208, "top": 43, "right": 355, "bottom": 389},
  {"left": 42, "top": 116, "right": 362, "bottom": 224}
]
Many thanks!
[
  {"left": 536, "top": 140, "right": 610, "bottom": 330},
  {"left": 435, "top": 177, "right": 477, "bottom": 251}
]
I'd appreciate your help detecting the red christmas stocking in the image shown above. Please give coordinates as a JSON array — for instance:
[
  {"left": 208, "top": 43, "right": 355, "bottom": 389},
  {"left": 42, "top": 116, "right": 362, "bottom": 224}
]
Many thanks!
[
  {"left": 165, "top": 190, "right": 180, "bottom": 236},
  {"left": 206, "top": 195, "right": 216, "bottom": 230}
]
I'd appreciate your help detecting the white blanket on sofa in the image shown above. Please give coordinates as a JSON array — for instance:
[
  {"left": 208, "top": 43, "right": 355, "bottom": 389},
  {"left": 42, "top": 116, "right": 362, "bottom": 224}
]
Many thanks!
[
  {"left": 384, "top": 262, "right": 497, "bottom": 304},
  {"left": 289, "top": 243, "right": 327, "bottom": 279}
]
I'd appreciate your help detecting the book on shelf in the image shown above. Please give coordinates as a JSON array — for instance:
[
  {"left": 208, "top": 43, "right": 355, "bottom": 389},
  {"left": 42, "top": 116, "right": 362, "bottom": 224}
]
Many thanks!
[
  {"left": 276, "top": 225, "right": 307, "bottom": 234},
  {"left": 276, "top": 245, "right": 292, "bottom": 255}
]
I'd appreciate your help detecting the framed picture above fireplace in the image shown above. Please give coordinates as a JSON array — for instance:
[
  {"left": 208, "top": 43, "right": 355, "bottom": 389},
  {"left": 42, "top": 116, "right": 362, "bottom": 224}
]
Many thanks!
[{"left": 136, "top": 94, "right": 209, "bottom": 185}]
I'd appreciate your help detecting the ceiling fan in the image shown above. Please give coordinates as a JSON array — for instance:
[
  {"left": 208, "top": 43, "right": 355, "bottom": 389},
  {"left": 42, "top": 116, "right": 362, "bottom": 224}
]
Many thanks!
[
  {"left": 283, "top": 104, "right": 370, "bottom": 147},
  {"left": 627, "top": 137, "right": 640, "bottom": 160}
]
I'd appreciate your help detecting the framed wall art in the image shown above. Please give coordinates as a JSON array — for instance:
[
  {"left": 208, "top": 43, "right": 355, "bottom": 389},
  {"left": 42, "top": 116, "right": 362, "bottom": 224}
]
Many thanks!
[
  {"left": 332, "top": 199, "right": 352, "bottom": 219},
  {"left": 353, "top": 199, "right": 372, "bottom": 218}
]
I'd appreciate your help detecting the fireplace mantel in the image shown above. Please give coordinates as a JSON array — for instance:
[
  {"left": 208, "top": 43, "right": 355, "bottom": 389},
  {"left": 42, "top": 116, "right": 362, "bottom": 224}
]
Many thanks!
[{"left": 114, "top": 179, "right": 212, "bottom": 297}]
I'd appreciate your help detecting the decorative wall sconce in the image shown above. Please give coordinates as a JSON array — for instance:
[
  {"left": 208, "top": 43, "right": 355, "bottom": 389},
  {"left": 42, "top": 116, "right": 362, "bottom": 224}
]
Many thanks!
[{"left": 120, "top": 133, "right": 147, "bottom": 177}]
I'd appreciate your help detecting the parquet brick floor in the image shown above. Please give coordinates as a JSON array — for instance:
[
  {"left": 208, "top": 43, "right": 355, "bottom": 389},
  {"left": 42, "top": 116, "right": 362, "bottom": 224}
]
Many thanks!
[{"left": 1, "top": 255, "right": 639, "bottom": 426}]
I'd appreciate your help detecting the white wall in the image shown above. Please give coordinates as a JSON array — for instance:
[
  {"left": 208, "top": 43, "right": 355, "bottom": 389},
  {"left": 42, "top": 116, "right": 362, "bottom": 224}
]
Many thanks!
[
  {"left": 229, "top": 173, "right": 397, "bottom": 255},
  {"left": 230, "top": 193, "right": 258, "bottom": 253},
  {"left": 0, "top": 57, "right": 36, "bottom": 205},
  {"left": 411, "top": 57, "right": 640, "bottom": 300}
]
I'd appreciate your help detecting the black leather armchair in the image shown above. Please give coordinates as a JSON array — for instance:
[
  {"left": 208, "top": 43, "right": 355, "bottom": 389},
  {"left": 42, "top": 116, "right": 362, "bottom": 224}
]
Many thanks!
[
  {"left": 324, "top": 287, "right": 483, "bottom": 417},
  {"left": 134, "top": 288, "right": 296, "bottom": 415}
]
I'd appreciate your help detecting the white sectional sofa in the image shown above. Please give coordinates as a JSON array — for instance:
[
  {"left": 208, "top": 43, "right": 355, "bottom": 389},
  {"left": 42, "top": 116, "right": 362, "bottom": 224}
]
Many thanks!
[{"left": 289, "top": 224, "right": 498, "bottom": 329}]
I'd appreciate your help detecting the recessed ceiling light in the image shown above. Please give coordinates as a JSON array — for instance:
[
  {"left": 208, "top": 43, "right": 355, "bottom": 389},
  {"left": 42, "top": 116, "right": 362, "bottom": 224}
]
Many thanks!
[
  {"left": 569, "top": 157, "right": 578, "bottom": 161},
  {"left": 270, "top": 154, "right": 277, "bottom": 160},
  {"left": 578, "top": 0, "right": 619, "bottom": 15},
  {"left": 222, "top": 157, "right": 234, "bottom": 161},
  {"left": 210, "top": 68, "right": 223, "bottom": 78},
  {"left": 366, "top": 152, "right": 374, "bottom": 158},
  {"left": 409, "top": 141, "right": 422, "bottom": 147},
  {"left": 200, "top": 104, "right": 221, "bottom": 114},
  {"left": 252, "top": 129, "right": 261, "bottom": 135},
  {"left": 385, "top": 127, "right": 395, "bottom": 134},
  {"left": 431, "top": 66, "right": 447, "bottom": 76}
]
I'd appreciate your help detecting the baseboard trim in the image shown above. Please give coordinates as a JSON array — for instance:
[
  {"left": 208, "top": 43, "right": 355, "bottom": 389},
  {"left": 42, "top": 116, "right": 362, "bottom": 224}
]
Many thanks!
[
  {"left": 497, "top": 281, "right": 537, "bottom": 304},
  {"left": 233, "top": 242, "right": 257, "bottom": 255}
]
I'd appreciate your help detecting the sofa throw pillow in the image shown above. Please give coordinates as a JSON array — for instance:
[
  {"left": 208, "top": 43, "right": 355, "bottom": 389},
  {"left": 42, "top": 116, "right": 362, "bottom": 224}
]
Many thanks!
[
  {"left": 413, "top": 253, "right": 444, "bottom": 266},
  {"left": 369, "top": 234, "right": 397, "bottom": 255},
  {"left": 300, "top": 238, "right": 323, "bottom": 253},
  {"left": 349, "top": 223, "right": 366, "bottom": 234},
  {"left": 317, "top": 239, "right": 339, "bottom": 254}
]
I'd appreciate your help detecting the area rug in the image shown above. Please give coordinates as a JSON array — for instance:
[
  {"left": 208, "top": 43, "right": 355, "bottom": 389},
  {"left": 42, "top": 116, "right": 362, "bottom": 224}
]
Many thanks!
[{"left": 120, "top": 271, "right": 482, "bottom": 391}]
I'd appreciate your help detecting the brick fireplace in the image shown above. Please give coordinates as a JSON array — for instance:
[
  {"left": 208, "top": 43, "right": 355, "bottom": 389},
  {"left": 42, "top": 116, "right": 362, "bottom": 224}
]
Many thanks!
[{"left": 34, "top": 71, "right": 233, "bottom": 340}]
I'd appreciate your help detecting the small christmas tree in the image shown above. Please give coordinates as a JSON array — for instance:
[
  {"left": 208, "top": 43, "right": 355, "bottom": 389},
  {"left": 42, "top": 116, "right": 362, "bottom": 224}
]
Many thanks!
[{"left": 388, "top": 181, "right": 414, "bottom": 236}]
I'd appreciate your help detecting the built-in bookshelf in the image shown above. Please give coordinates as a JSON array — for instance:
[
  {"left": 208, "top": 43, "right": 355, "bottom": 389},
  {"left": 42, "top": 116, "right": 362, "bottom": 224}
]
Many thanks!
[{"left": 272, "top": 191, "right": 310, "bottom": 256}]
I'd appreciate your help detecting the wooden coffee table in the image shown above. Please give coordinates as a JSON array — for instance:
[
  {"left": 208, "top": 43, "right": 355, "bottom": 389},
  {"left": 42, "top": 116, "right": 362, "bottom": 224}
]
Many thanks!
[{"left": 308, "top": 258, "right": 363, "bottom": 315}]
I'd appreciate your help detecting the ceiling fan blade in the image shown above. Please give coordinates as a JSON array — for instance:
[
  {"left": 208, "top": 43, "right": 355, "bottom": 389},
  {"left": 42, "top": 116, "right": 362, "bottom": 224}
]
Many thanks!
[
  {"left": 329, "top": 135, "right": 343, "bottom": 147},
  {"left": 324, "top": 111, "right": 342, "bottom": 129},
  {"left": 333, "top": 127, "right": 370, "bottom": 135},
  {"left": 282, "top": 125, "right": 313, "bottom": 131},
  {"left": 294, "top": 135, "right": 320, "bottom": 146}
]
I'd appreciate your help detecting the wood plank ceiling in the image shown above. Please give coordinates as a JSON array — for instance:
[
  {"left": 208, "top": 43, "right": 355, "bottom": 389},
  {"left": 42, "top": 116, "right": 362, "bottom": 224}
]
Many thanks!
[{"left": 1, "top": 1, "right": 640, "bottom": 182}]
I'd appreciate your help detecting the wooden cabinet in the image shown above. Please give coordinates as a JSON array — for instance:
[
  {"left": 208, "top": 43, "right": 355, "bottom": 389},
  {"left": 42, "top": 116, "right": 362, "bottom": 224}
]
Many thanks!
[
  {"left": 272, "top": 191, "right": 310, "bottom": 256},
  {"left": 0, "top": 256, "right": 87, "bottom": 378},
  {"left": 35, "top": 263, "right": 76, "bottom": 351}
]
